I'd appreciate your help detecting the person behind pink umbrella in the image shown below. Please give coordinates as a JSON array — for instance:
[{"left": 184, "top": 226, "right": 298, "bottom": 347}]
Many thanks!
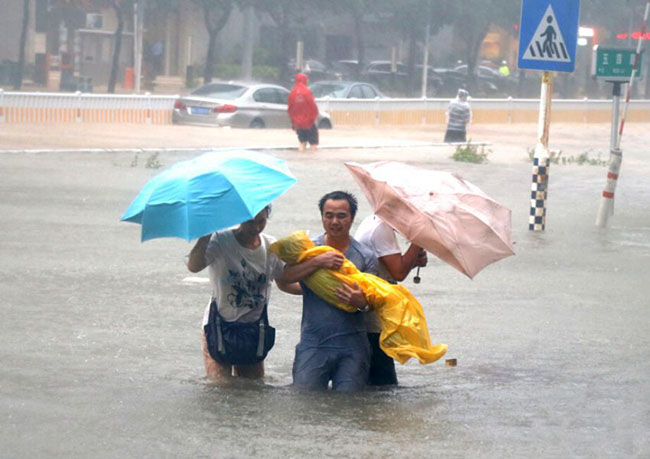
[{"left": 288, "top": 73, "right": 319, "bottom": 152}]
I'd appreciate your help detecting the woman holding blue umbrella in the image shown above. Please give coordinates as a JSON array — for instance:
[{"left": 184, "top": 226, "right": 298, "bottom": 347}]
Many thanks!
[
  {"left": 187, "top": 205, "right": 300, "bottom": 382},
  {"left": 120, "top": 150, "right": 302, "bottom": 382}
]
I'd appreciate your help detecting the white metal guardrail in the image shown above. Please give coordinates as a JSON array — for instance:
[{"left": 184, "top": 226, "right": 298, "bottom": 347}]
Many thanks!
[
  {"left": 1, "top": 90, "right": 649, "bottom": 125},
  {"left": 0, "top": 90, "right": 175, "bottom": 124},
  {"left": 317, "top": 97, "right": 650, "bottom": 126}
]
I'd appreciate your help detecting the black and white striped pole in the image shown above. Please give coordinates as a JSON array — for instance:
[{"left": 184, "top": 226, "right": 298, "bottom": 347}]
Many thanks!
[{"left": 529, "top": 71, "right": 553, "bottom": 231}]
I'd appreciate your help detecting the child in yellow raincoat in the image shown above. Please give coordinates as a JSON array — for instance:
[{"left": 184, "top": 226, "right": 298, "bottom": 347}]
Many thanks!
[{"left": 270, "top": 230, "right": 447, "bottom": 364}]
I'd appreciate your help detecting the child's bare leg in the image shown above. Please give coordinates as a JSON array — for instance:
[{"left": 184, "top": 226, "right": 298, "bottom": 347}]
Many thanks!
[{"left": 201, "top": 331, "right": 232, "bottom": 382}]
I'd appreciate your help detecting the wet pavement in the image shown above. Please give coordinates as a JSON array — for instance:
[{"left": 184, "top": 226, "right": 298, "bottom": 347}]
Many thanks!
[{"left": 1, "top": 125, "right": 649, "bottom": 458}]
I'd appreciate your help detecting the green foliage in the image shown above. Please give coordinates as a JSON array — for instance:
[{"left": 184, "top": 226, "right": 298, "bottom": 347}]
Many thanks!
[
  {"left": 527, "top": 147, "right": 562, "bottom": 164},
  {"left": 130, "top": 151, "right": 162, "bottom": 169},
  {"left": 145, "top": 152, "right": 162, "bottom": 169},
  {"left": 526, "top": 147, "right": 607, "bottom": 166},
  {"left": 451, "top": 142, "right": 490, "bottom": 163}
]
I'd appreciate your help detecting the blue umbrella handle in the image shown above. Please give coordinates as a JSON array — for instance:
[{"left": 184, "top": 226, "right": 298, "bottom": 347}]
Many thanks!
[{"left": 413, "top": 267, "right": 421, "bottom": 284}]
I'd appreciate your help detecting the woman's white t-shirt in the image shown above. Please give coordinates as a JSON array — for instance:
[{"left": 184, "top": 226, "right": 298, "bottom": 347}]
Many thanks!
[{"left": 200, "top": 230, "right": 284, "bottom": 325}]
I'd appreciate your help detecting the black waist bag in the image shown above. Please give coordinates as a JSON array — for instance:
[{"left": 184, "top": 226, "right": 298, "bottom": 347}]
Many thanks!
[{"left": 204, "top": 300, "right": 276, "bottom": 366}]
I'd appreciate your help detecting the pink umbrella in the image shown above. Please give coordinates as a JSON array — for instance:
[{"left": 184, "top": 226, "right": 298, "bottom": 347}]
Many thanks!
[{"left": 345, "top": 161, "right": 514, "bottom": 279}]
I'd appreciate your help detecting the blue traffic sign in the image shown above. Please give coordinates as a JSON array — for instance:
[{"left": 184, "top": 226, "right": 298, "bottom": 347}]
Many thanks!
[{"left": 518, "top": 0, "right": 581, "bottom": 72}]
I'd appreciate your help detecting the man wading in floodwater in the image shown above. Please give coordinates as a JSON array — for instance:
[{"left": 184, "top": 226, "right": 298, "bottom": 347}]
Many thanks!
[{"left": 282, "top": 191, "right": 379, "bottom": 391}]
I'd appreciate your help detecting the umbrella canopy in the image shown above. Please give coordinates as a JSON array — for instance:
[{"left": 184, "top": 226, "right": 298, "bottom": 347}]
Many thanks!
[
  {"left": 345, "top": 161, "right": 514, "bottom": 279},
  {"left": 121, "top": 149, "right": 296, "bottom": 241}
]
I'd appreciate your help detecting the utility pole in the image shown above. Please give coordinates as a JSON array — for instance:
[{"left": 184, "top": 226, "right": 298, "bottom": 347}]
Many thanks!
[
  {"left": 421, "top": 0, "right": 431, "bottom": 98},
  {"left": 133, "top": 0, "right": 145, "bottom": 93}
]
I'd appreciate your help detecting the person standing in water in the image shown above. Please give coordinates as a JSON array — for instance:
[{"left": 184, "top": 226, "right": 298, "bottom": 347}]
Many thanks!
[
  {"left": 282, "top": 191, "right": 379, "bottom": 391},
  {"left": 444, "top": 88, "right": 472, "bottom": 143},
  {"left": 288, "top": 73, "right": 320, "bottom": 152},
  {"left": 187, "top": 206, "right": 299, "bottom": 383},
  {"left": 355, "top": 214, "right": 428, "bottom": 386}
]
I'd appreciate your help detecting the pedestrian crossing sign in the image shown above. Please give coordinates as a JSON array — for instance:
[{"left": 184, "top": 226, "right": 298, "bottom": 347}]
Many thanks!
[{"left": 518, "top": 0, "right": 580, "bottom": 72}]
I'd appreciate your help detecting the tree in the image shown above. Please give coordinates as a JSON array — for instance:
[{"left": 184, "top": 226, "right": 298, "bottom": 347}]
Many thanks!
[
  {"left": 253, "top": 0, "right": 306, "bottom": 82},
  {"left": 194, "top": 0, "right": 234, "bottom": 83},
  {"left": 383, "top": 0, "right": 455, "bottom": 95},
  {"left": 449, "top": 0, "right": 518, "bottom": 94},
  {"left": 581, "top": 0, "right": 650, "bottom": 97},
  {"left": 238, "top": 0, "right": 256, "bottom": 79},
  {"left": 59, "top": 0, "right": 131, "bottom": 93},
  {"left": 107, "top": 1, "right": 131, "bottom": 93},
  {"left": 324, "top": 0, "right": 374, "bottom": 77},
  {"left": 14, "top": 0, "right": 30, "bottom": 89}
]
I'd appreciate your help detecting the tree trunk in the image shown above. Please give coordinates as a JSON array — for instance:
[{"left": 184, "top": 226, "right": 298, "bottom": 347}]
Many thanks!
[
  {"left": 240, "top": 4, "right": 254, "bottom": 80},
  {"left": 353, "top": 12, "right": 365, "bottom": 78},
  {"left": 200, "top": 1, "right": 232, "bottom": 84},
  {"left": 14, "top": 0, "right": 30, "bottom": 89},
  {"left": 406, "top": 28, "right": 418, "bottom": 96},
  {"left": 465, "top": 23, "right": 489, "bottom": 95},
  {"left": 203, "top": 31, "right": 217, "bottom": 83},
  {"left": 107, "top": 3, "right": 124, "bottom": 94},
  {"left": 645, "top": 42, "right": 650, "bottom": 99},
  {"left": 517, "top": 69, "right": 527, "bottom": 97},
  {"left": 279, "top": 22, "right": 292, "bottom": 83}
]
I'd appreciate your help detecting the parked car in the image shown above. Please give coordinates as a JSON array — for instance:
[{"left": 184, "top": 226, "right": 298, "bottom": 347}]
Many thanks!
[
  {"left": 434, "top": 67, "right": 500, "bottom": 97},
  {"left": 453, "top": 64, "right": 516, "bottom": 94},
  {"left": 331, "top": 60, "right": 363, "bottom": 80},
  {"left": 309, "top": 80, "right": 385, "bottom": 99},
  {"left": 363, "top": 61, "right": 409, "bottom": 77},
  {"left": 414, "top": 65, "right": 445, "bottom": 95},
  {"left": 360, "top": 60, "right": 412, "bottom": 94},
  {"left": 287, "top": 58, "right": 336, "bottom": 83},
  {"left": 172, "top": 81, "right": 333, "bottom": 129}
]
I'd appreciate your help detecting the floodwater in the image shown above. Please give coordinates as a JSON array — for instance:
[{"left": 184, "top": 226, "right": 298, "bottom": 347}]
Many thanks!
[{"left": 1, "top": 145, "right": 649, "bottom": 458}]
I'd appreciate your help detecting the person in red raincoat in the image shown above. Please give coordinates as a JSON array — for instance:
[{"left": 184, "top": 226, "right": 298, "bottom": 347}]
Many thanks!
[{"left": 288, "top": 73, "right": 319, "bottom": 152}]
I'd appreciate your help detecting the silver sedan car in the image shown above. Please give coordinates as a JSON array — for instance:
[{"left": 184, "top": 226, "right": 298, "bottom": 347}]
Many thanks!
[{"left": 172, "top": 81, "right": 332, "bottom": 129}]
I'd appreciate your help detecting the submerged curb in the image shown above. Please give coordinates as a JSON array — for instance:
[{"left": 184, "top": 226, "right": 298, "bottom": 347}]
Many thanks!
[{"left": 0, "top": 141, "right": 491, "bottom": 155}]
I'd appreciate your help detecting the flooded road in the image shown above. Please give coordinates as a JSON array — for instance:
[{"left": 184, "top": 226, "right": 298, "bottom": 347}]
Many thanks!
[{"left": 1, "top": 144, "right": 649, "bottom": 458}]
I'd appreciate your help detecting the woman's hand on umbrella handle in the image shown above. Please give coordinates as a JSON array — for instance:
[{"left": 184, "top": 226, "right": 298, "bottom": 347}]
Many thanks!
[
  {"left": 335, "top": 282, "right": 368, "bottom": 310},
  {"left": 415, "top": 249, "right": 428, "bottom": 267}
]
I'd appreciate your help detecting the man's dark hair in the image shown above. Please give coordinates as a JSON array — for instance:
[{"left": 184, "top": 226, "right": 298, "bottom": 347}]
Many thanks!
[{"left": 318, "top": 191, "right": 358, "bottom": 218}]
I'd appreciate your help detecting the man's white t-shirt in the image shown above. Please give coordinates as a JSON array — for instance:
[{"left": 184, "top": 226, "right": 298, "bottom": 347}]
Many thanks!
[
  {"left": 199, "top": 230, "right": 284, "bottom": 325},
  {"left": 355, "top": 214, "right": 401, "bottom": 284},
  {"left": 354, "top": 214, "right": 402, "bottom": 333}
]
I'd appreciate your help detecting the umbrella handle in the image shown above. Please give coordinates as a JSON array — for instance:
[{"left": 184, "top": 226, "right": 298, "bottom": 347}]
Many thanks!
[{"left": 413, "top": 266, "right": 421, "bottom": 284}]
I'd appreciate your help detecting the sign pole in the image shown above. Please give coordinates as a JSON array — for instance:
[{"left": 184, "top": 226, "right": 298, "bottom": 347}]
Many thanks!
[
  {"left": 609, "top": 82, "right": 621, "bottom": 151},
  {"left": 296, "top": 41, "right": 304, "bottom": 73},
  {"left": 518, "top": 0, "right": 580, "bottom": 231},
  {"left": 595, "top": 82, "right": 622, "bottom": 227},
  {"left": 529, "top": 71, "right": 553, "bottom": 231},
  {"left": 595, "top": 0, "right": 650, "bottom": 228}
]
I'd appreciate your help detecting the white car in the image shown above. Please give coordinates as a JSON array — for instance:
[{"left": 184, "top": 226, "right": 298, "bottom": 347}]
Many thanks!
[{"left": 172, "top": 81, "right": 332, "bottom": 129}]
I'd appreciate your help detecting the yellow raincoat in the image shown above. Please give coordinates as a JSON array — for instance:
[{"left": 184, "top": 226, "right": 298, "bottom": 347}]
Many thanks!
[{"left": 270, "top": 230, "right": 447, "bottom": 364}]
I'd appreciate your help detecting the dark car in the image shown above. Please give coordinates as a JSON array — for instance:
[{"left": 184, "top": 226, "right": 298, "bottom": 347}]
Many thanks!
[
  {"left": 331, "top": 60, "right": 363, "bottom": 80},
  {"left": 453, "top": 64, "right": 517, "bottom": 95},
  {"left": 361, "top": 61, "right": 412, "bottom": 94},
  {"left": 172, "top": 81, "right": 332, "bottom": 129},
  {"left": 414, "top": 65, "right": 445, "bottom": 96},
  {"left": 309, "top": 80, "right": 386, "bottom": 99},
  {"left": 287, "top": 59, "right": 336, "bottom": 83},
  {"left": 434, "top": 67, "right": 499, "bottom": 97}
]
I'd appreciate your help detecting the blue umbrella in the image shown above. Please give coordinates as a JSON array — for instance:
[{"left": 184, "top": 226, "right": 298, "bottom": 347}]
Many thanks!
[{"left": 120, "top": 149, "right": 297, "bottom": 242}]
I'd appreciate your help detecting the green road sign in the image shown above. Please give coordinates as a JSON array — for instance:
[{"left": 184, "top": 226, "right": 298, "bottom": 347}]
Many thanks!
[{"left": 592, "top": 46, "right": 642, "bottom": 81}]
